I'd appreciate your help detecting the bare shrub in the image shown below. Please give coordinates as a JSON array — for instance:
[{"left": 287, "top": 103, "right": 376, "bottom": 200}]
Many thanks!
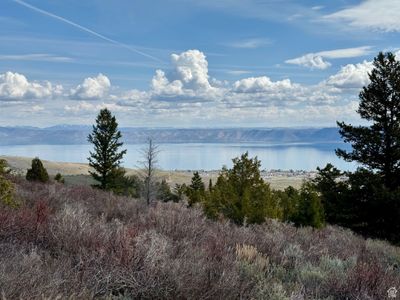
[{"left": 0, "top": 176, "right": 399, "bottom": 299}]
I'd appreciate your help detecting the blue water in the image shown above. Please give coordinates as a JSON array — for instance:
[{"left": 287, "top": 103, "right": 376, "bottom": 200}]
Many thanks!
[{"left": 0, "top": 143, "right": 355, "bottom": 171}]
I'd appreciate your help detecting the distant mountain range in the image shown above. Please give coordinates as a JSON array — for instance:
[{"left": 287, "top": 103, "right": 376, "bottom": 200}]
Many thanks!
[{"left": 0, "top": 125, "right": 342, "bottom": 145}]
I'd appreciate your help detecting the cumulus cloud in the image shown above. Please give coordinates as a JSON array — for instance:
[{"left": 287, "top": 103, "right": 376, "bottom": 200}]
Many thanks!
[
  {"left": 0, "top": 48, "right": 377, "bottom": 127},
  {"left": 151, "top": 50, "right": 222, "bottom": 101},
  {"left": 171, "top": 50, "right": 212, "bottom": 90},
  {"left": 148, "top": 49, "right": 350, "bottom": 108},
  {"left": 232, "top": 76, "right": 295, "bottom": 93},
  {"left": 286, "top": 54, "right": 331, "bottom": 70},
  {"left": 152, "top": 70, "right": 185, "bottom": 96},
  {"left": 0, "top": 71, "right": 62, "bottom": 100},
  {"left": 70, "top": 73, "right": 111, "bottom": 100},
  {"left": 324, "top": 0, "right": 400, "bottom": 32},
  {"left": 325, "top": 61, "right": 373, "bottom": 89},
  {"left": 286, "top": 46, "right": 372, "bottom": 70},
  {"left": 227, "top": 76, "right": 338, "bottom": 107}
]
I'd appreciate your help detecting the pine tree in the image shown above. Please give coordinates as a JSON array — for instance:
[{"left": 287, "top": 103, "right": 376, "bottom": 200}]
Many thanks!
[
  {"left": 336, "top": 52, "right": 400, "bottom": 190},
  {"left": 54, "top": 173, "right": 65, "bottom": 184},
  {"left": 156, "top": 179, "right": 179, "bottom": 202},
  {"left": 26, "top": 157, "right": 49, "bottom": 183},
  {"left": 204, "top": 152, "right": 280, "bottom": 225},
  {"left": 0, "top": 159, "right": 17, "bottom": 207},
  {"left": 186, "top": 171, "right": 205, "bottom": 206},
  {"left": 88, "top": 108, "right": 127, "bottom": 190},
  {"left": 190, "top": 171, "right": 205, "bottom": 191},
  {"left": 294, "top": 183, "right": 324, "bottom": 228},
  {"left": 312, "top": 164, "right": 348, "bottom": 225}
]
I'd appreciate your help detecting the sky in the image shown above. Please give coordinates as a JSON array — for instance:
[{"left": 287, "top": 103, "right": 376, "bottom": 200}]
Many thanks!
[{"left": 0, "top": 0, "right": 399, "bottom": 128}]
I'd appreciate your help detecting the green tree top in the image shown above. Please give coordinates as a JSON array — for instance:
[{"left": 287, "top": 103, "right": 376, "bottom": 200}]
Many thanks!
[
  {"left": 26, "top": 157, "right": 49, "bottom": 183},
  {"left": 189, "top": 171, "right": 205, "bottom": 191},
  {"left": 336, "top": 52, "right": 400, "bottom": 189},
  {"left": 88, "top": 108, "right": 127, "bottom": 189},
  {"left": 204, "top": 152, "right": 280, "bottom": 224},
  {"left": 186, "top": 171, "right": 205, "bottom": 206}
]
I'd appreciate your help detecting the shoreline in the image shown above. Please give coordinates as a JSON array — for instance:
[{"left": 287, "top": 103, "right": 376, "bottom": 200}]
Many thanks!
[{"left": 0, "top": 155, "right": 315, "bottom": 189}]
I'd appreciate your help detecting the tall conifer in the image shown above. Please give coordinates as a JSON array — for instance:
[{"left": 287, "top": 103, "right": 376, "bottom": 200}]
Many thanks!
[{"left": 88, "top": 108, "right": 127, "bottom": 189}]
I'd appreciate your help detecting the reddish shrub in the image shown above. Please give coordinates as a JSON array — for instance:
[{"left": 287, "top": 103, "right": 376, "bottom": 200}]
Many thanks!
[{"left": 0, "top": 176, "right": 399, "bottom": 299}]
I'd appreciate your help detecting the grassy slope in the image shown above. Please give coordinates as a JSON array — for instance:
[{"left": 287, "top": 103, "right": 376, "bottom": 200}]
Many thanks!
[{"left": 0, "top": 176, "right": 399, "bottom": 299}]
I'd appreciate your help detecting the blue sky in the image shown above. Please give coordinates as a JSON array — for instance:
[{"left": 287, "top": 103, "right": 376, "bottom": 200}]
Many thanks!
[{"left": 0, "top": 0, "right": 399, "bottom": 127}]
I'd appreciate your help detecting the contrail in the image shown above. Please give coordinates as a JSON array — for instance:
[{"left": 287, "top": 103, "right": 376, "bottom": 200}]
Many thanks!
[{"left": 12, "top": 0, "right": 163, "bottom": 63}]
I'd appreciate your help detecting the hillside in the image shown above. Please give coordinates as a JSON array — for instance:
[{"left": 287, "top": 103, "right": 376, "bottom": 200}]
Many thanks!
[
  {"left": 0, "top": 176, "right": 399, "bottom": 299},
  {"left": 0, "top": 126, "right": 341, "bottom": 145}
]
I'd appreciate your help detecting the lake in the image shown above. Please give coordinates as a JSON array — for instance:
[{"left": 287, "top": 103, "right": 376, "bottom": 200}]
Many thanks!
[{"left": 0, "top": 143, "right": 355, "bottom": 171}]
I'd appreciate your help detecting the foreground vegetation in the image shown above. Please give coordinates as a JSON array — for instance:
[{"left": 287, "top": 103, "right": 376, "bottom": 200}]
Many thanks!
[{"left": 0, "top": 176, "right": 399, "bottom": 299}]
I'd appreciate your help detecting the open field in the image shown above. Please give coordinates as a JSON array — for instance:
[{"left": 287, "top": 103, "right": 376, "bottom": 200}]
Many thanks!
[{"left": 0, "top": 155, "right": 315, "bottom": 189}]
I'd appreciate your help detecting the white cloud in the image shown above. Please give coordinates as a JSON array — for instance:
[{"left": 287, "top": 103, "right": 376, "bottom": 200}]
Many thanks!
[
  {"left": 286, "top": 46, "right": 372, "bottom": 69},
  {"left": 232, "top": 76, "right": 295, "bottom": 93},
  {"left": 316, "top": 47, "right": 373, "bottom": 59},
  {"left": 31, "top": 105, "right": 44, "bottom": 112},
  {"left": 0, "top": 71, "right": 62, "bottom": 100},
  {"left": 0, "top": 54, "right": 72, "bottom": 62},
  {"left": 70, "top": 73, "right": 111, "bottom": 100},
  {"left": 286, "top": 54, "right": 331, "bottom": 70},
  {"left": 225, "top": 38, "right": 271, "bottom": 49},
  {"left": 170, "top": 49, "right": 212, "bottom": 90},
  {"left": 225, "top": 70, "right": 252, "bottom": 75},
  {"left": 227, "top": 76, "right": 338, "bottom": 107},
  {"left": 311, "top": 6, "right": 324, "bottom": 11},
  {"left": 325, "top": 61, "right": 373, "bottom": 89},
  {"left": 151, "top": 70, "right": 185, "bottom": 96},
  {"left": 150, "top": 50, "right": 222, "bottom": 101},
  {"left": 0, "top": 49, "right": 376, "bottom": 127},
  {"left": 64, "top": 101, "right": 127, "bottom": 113},
  {"left": 149, "top": 50, "right": 351, "bottom": 108},
  {"left": 324, "top": 0, "right": 400, "bottom": 32}
]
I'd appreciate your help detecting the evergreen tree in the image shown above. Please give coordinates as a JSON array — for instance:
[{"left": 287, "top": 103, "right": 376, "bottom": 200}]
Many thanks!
[
  {"left": 294, "top": 183, "right": 325, "bottom": 228},
  {"left": 186, "top": 171, "right": 205, "bottom": 206},
  {"left": 0, "top": 159, "right": 17, "bottom": 207},
  {"left": 274, "top": 186, "right": 300, "bottom": 222},
  {"left": 204, "top": 152, "right": 280, "bottom": 225},
  {"left": 54, "top": 173, "right": 65, "bottom": 184},
  {"left": 26, "top": 157, "right": 49, "bottom": 183},
  {"left": 312, "top": 164, "right": 349, "bottom": 225},
  {"left": 336, "top": 52, "right": 400, "bottom": 190},
  {"left": 107, "top": 167, "right": 142, "bottom": 198},
  {"left": 88, "top": 108, "right": 127, "bottom": 190},
  {"left": 208, "top": 178, "right": 213, "bottom": 191},
  {"left": 173, "top": 183, "right": 187, "bottom": 202},
  {"left": 157, "top": 179, "right": 179, "bottom": 202},
  {"left": 0, "top": 175, "right": 16, "bottom": 207}
]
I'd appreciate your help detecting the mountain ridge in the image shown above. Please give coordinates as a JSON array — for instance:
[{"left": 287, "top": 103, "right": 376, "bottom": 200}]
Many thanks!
[{"left": 0, "top": 126, "right": 342, "bottom": 145}]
